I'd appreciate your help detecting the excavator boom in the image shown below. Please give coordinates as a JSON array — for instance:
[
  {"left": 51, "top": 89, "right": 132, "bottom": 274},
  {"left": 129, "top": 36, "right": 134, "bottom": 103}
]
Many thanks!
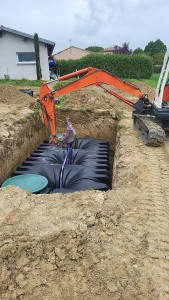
[
  {"left": 41, "top": 67, "right": 143, "bottom": 100},
  {"left": 40, "top": 67, "right": 145, "bottom": 143},
  {"left": 40, "top": 66, "right": 169, "bottom": 146}
]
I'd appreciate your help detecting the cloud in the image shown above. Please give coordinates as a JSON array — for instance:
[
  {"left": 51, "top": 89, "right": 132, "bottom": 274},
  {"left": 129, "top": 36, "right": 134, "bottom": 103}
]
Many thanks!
[{"left": 0, "top": 0, "right": 169, "bottom": 52}]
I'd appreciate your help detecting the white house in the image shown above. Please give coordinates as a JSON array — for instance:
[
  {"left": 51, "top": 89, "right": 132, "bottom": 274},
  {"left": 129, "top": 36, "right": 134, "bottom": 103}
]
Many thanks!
[{"left": 0, "top": 26, "right": 55, "bottom": 80}]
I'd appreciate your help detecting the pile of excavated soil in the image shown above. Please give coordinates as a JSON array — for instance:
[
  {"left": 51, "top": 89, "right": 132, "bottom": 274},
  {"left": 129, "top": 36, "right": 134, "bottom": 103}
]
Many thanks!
[
  {"left": 0, "top": 85, "right": 41, "bottom": 140},
  {"left": 63, "top": 81, "right": 156, "bottom": 111},
  {"left": 0, "top": 81, "right": 155, "bottom": 141},
  {"left": 2, "top": 81, "right": 169, "bottom": 300},
  {"left": 133, "top": 81, "right": 156, "bottom": 101},
  {"left": 63, "top": 85, "right": 134, "bottom": 111},
  {"left": 0, "top": 84, "right": 40, "bottom": 107}
]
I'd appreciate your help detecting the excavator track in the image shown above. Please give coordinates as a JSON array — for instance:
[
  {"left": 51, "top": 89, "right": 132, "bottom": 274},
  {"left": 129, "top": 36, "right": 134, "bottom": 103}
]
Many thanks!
[{"left": 133, "top": 115, "right": 166, "bottom": 146}]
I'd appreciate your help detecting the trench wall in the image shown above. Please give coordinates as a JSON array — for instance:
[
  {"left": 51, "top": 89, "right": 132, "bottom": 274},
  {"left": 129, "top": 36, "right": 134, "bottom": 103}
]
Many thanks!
[
  {"left": 0, "top": 109, "right": 119, "bottom": 299},
  {"left": 0, "top": 109, "right": 117, "bottom": 185},
  {"left": 0, "top": 113, "right": 48, "bottom": 185}
]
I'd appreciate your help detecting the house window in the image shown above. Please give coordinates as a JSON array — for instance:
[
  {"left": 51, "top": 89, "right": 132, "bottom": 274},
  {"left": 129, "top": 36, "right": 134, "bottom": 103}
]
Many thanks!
[{"left": 17, "top": 52, "right": 36, "bottom": 63}]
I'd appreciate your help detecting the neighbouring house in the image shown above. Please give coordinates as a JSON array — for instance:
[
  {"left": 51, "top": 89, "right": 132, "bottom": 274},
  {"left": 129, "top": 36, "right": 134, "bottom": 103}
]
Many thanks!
[
  {"left": 52, "top": 46, "right": 91, "bottom": 61},
  {"left": 0, "top": 25, "right": 55, "bottom": 80},
  {"left": 103, "top": 46, "right": 122, "bottom": 54}
]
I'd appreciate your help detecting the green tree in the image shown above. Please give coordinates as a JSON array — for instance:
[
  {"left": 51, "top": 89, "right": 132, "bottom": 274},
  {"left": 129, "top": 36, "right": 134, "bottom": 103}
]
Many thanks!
[
  {"left": 133, "top": 47, "right": 144, "bottom": 55},
  {"left": 151, "top": 51, "right": 166, "bottom": 73},
  {"left": 144, "top": 39, "right": 167, "bottom": 56},
  {"left": 85, "top": 46, "right": 104, "bottom": 52},
  {"left": 34, "top": 33, "right": 42, "bottom": 80},
  {"left": 152, "top": 51, "right": 165, "bottom": 65}
]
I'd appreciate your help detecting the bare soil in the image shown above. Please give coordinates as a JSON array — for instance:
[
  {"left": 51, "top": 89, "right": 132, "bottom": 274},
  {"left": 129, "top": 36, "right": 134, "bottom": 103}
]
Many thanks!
[
  {"left": 63, "top": 81, "right": 156, "bottom": 111},
  {"left": 0, "top": 85, "right": 40, "bottom": 140},
  {"left": 1, "top": 82, "right": 169, "bottom": 300}
]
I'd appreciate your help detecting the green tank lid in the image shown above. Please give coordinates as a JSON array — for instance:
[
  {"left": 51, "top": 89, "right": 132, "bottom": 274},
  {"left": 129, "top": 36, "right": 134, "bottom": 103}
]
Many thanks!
[{"left": 1, "top": 174, "right": 48, "bottom": 193}]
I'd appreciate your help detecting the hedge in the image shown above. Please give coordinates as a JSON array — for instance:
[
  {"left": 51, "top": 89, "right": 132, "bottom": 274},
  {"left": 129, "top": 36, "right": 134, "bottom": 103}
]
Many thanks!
[
  {"left": 55, "top": 53, "right": 153, "bottom": 79},
  {"left": 154, "top": 65, "right": 162, "bottom": 73}
]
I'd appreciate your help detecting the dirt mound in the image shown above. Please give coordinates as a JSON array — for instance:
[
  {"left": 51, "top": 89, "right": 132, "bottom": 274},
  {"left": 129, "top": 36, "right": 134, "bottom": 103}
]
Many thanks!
[
  {"left": 0, "top": 85, "right": 41, "bottom": 140},
  {"left": 63, "top": 82, "right": 155, "bottom": 112},
  {"left": 0, "top": 85, "right": 40, "bottom": 107},
  {"left": 133, "top": 81, "right": 156, "bottom": 101},
  {"left": 63, "top": 85, "right": 134, "bottom": 112}
]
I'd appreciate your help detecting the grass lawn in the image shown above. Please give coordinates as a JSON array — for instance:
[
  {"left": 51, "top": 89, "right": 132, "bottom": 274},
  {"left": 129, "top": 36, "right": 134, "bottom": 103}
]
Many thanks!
[
  {"left": 0, "top": 78, "right": 43, "bottom": 87},
  {"left": 143, "top": 73, "right": 160, "bottom": 88},
  {"left": 0, "top": 74, "right": 161, "bottom": 89},
  {"left": 128, "top": 73, "right": 160, "bottom": 89}
]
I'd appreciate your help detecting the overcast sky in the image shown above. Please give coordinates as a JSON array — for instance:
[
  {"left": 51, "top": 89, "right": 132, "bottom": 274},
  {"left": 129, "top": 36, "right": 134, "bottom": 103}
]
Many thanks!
[{"left": 1, "top": 0, "right": 168, "bottom": 54}]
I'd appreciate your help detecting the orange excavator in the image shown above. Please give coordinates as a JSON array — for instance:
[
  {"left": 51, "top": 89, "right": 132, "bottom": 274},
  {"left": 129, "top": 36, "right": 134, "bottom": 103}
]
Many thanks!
[{"left": 40, "top": 55, "right": 169, "bottom": 146}]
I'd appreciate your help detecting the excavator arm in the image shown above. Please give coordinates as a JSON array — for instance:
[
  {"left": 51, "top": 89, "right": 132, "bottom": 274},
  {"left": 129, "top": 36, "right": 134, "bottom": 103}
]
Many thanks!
[{"left": 40, "top": 67, "right": 145, "bottom": 144}]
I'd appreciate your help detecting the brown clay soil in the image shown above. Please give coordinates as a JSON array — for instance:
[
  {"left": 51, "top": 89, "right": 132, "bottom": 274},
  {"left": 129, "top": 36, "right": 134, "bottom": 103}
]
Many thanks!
[
  {"left": 0, "top": 85, "right": 40, "bottom": 141},
  {"left": 1, "top": 82, "right": 169, "bottom": 300}
]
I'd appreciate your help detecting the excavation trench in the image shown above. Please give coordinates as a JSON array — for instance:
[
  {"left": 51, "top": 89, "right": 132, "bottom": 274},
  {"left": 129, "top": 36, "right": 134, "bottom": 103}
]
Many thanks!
[
  {"left": 0, "top": 109, "right": 117, "bottom": 191},
  {"left": 2, "top": 82, "right": 167, "bottom": 299}
]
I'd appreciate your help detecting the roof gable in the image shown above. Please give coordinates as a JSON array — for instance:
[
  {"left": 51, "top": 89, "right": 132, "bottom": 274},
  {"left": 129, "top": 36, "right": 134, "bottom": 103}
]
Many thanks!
[
  {"left": 53, "top": 46, "right": 90, "bottom": 56},
  {"left": 0, "top": 25, "right": 55, "bottom": 56}
]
